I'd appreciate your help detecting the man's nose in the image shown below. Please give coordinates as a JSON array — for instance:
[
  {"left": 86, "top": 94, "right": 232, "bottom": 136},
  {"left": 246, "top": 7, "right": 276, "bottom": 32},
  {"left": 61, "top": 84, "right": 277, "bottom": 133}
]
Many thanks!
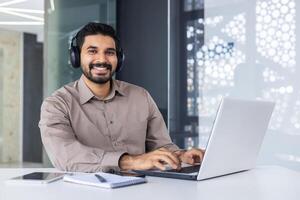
[{"left": 95, "top": 52, "right": 108, "bottom": 63}]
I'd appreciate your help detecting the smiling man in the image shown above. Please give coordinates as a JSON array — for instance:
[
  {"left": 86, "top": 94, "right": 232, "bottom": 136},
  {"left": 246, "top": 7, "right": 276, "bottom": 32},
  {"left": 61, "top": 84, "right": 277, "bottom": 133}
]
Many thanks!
[{"left": 39, "top": 22, "right": 204, "bottom": 172}]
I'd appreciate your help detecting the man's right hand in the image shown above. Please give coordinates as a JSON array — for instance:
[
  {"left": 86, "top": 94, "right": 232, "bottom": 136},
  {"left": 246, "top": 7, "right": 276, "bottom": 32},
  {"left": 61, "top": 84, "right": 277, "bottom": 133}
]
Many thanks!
[{"left": 119, "top": 148, "right": 181, "bottom": 171}]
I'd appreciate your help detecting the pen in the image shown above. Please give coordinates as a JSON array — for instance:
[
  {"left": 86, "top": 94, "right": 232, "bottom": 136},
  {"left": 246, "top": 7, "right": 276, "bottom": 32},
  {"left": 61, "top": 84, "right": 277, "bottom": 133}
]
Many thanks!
[{"left": 95, "top": 174, "right": 107, "bottom": 183}]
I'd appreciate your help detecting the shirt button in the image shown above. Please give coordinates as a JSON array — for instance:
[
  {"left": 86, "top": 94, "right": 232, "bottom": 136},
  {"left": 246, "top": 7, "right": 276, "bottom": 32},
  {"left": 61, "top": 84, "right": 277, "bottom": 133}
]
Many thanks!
[
  {"left": 110, "top": 121, "right": 113, "bottom": 124},
  {"left": 113, "top": 141, "right": 122, "bottom": 146}
]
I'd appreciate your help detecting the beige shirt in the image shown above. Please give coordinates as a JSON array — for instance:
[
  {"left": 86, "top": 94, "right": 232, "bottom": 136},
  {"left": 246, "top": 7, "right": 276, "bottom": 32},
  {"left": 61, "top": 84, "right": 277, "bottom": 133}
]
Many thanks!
[{"left": 39, "top": 75, "right": 179, "bottom": 172}]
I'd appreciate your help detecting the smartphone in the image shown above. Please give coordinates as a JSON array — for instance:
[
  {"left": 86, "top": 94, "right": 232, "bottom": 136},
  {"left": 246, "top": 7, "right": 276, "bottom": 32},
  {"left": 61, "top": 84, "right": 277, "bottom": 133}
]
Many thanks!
[{"left": 6, "top": 172, "right": 65, "bottom": 184}]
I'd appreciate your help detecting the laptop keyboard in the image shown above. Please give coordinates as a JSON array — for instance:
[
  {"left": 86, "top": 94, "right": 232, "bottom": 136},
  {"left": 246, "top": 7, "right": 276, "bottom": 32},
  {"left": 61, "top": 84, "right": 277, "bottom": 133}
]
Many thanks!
[{"left": 166, "top": 165, "right": 201, "bottom": 174}]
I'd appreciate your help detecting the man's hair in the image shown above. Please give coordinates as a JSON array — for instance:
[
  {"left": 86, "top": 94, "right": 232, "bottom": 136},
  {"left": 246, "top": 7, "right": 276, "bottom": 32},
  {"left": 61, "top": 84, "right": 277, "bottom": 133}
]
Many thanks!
[{"left": 75, "top": 22, "right": 120, "bottom": 52}]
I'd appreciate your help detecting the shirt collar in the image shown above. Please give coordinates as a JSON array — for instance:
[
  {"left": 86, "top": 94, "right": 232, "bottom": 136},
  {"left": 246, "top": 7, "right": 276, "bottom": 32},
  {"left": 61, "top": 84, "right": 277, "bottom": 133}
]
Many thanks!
[
  {"left": 112, "top": 78, "right": 125, "bottom": 97},
  {"left": 78, "top": 76, "right": 94, "bottom": 104},
  {"left": 78, "top": 75, "right": 125, "bottom": 105}
]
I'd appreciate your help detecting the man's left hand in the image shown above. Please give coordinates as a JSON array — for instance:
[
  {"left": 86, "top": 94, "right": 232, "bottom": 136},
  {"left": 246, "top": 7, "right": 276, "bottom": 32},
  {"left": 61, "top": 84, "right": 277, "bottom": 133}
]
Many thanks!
[{"left": 175, "top": 148, "right": 205, "bottom": 165}]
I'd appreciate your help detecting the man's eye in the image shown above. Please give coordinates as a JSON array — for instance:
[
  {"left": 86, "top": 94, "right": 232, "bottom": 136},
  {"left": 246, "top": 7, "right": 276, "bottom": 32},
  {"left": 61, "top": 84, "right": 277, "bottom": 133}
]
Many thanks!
[
  {"left": 88, "top": 50, "right": 97, "bottom": 54},
  {"left": 106, "top": 51, "right": 116, "bottom": 56}
]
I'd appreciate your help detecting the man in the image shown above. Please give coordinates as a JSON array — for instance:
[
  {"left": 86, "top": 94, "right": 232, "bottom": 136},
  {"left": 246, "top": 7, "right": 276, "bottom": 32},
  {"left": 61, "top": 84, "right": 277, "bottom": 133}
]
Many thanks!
[{"left": 39, "top": 22, "right": 204, "bottom": 172}]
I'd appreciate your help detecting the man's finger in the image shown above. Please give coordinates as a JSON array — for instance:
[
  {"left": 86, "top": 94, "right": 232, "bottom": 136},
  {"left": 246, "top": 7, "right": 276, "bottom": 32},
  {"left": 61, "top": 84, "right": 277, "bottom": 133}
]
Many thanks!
[
  {"left": 182, "top": 155, "right": 194, "bottom": 165},
  {"left": 158, "top": 151, "right": 181, "bottom": 166},
  {"left": 155, "top": 154, "right": 180, "bottom": 169},
  {"left": 189, "top": 149, "right": 204, "bottom": 163},
  {"left": 155, "top": 148, "right": 181, "bottom": 166},
  {"left": 153, "top": 160, "right": 166, "bottom": 171}
]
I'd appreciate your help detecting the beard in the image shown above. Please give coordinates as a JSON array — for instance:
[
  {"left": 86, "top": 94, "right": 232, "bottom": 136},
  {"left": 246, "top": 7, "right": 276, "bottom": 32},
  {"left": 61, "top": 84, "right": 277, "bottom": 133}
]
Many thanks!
[{"left": 82, "top": 62, "right": 115, "bottom": 84}]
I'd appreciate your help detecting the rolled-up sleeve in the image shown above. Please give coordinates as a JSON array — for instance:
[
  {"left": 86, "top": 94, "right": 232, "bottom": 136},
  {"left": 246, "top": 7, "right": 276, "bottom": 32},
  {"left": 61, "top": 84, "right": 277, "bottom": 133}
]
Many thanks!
[
  {"left": 144, "top": 91, "right": 180, "bottom": 152},
  {"left": 39, "top": 96, "right": 126, "bottom": 172}
]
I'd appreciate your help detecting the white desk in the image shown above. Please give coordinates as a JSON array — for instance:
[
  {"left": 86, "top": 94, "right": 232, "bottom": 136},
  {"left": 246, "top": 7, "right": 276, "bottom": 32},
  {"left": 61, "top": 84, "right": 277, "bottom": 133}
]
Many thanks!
[{"left": 0, "top": 166, "right": 299, "bottom": 200}]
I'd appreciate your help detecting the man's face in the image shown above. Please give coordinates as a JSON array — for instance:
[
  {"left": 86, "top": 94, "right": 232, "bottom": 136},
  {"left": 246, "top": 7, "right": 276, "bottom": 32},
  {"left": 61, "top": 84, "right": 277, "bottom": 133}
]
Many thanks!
[{"left": 80, "top": 34, "right": 118, "bottom": 84}]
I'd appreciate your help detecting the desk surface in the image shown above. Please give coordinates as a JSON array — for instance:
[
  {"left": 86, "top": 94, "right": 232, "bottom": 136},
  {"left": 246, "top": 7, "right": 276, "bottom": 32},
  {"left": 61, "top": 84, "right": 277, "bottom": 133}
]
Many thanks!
[{"left": 0, "top": 166, "right": 299, "bottom": 200}]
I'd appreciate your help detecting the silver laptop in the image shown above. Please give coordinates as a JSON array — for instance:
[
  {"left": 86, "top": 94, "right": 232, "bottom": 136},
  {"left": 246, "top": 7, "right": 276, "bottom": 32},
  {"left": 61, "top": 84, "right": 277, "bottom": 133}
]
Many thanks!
[{"left": 134, "top": 97, "right": 275, "bottom": 180}]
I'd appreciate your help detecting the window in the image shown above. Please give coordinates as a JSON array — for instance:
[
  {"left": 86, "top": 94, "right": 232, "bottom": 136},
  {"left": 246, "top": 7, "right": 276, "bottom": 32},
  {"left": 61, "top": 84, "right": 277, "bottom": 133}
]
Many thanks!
[{"left": 169, "top": 0, "right": 300, "bottom": 170}]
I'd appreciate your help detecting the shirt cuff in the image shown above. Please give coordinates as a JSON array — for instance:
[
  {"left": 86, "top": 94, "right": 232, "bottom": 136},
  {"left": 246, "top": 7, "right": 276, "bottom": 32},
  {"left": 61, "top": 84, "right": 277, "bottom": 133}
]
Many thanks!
[
  {"left": 161, "top": 143, "right": 181, "bottom": 152},
  {"left": 100, "top": 151, "right": 127, "bottom": 169}
]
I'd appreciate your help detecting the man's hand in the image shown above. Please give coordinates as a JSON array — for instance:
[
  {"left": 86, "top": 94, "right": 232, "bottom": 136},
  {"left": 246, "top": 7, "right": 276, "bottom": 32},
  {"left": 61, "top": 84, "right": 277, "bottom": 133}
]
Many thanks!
[
  {"left": 175, "top": 148, "right": 205, "bottom": 165},
  {"left": 119, "top": 148, "right": 181, "bottom": 171}
]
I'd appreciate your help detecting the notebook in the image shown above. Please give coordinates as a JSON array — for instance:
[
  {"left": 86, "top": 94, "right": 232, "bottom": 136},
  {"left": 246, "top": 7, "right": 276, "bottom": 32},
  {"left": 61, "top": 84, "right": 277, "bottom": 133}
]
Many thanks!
[{"left": 63, "top": 172, "right": 147, "bottom": 189}]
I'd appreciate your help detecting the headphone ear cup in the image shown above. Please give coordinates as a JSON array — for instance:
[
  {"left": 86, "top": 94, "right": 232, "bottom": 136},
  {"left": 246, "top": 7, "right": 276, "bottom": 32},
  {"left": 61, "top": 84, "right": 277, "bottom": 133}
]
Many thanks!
[
  {"left": 116, "top": 49, "right": 125, "bottom": 72},
  {"left": 70, "top": 46, "right": 81, "bottom": 68}
]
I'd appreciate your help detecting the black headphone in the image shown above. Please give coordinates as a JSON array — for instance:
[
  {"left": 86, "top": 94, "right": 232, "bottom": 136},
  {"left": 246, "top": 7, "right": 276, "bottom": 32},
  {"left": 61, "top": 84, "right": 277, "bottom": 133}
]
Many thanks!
[{"left": 69, "top": 32, "right": 125, "bottom": 72}]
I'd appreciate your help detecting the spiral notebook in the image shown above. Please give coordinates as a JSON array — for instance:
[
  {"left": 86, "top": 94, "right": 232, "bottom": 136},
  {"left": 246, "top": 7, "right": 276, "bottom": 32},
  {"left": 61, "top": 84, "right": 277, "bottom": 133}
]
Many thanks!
[{"left": 63, "top": 172, "right": 146, "bottom": 189}]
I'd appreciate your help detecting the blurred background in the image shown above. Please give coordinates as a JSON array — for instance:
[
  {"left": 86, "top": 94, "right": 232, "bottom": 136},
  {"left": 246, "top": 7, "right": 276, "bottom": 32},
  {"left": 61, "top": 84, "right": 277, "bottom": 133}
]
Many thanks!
[{"left": 0, "top": 0, "right": 299, "bottom": 171}]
